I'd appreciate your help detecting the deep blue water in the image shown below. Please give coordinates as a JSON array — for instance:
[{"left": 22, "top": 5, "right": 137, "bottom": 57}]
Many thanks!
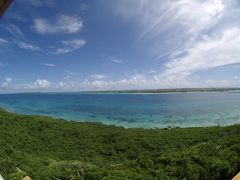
[{"left": 0, "top": 92, "right": 240, "bottom": 128}]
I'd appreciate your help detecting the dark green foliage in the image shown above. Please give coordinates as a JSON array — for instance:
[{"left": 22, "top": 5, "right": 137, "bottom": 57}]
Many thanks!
[{"left": 0, "top": 108, "right": 239, "bottom": 179}]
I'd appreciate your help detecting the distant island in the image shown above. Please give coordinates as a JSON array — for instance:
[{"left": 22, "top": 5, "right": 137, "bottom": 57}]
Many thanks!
[{"left": 82, "top": 87, "right": 240, "bottom": 94}]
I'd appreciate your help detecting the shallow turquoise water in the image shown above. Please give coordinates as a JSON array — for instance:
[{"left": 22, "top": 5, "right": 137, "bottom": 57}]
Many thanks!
[{"left": 0, "top": 92, "right": 240, "bottom": 128}]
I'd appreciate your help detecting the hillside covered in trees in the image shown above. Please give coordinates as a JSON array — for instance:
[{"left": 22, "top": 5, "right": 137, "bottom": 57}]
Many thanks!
[{"left": 0, "top": 108, "right": 239, "bottom": 179}]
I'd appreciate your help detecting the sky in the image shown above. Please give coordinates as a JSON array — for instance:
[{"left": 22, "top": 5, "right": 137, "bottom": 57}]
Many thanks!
[{"left": 0, "top": 0, "right": 240, "bottom": 92}]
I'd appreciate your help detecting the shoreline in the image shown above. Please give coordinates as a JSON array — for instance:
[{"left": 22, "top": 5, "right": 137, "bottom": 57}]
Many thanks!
[
  {"left": 0, "top": 107, "right": 238, "bottom": 130},
  {"left": 0, "top": 87, "right": 240, "bottom": 95}
]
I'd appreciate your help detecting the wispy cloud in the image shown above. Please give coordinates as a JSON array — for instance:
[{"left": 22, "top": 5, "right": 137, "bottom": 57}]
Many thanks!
[
  {"left": 1, "top": 24, "right": 42, "bottom": 52},
  {"left": 14, "top": 40, "right": 40, "bottom": 51},
  {"left": 53, "top": 38, "right": 86, "bottom": 55},
  {"left": 110, "top": 57, "right": 122, "bottom": 63},
  {"left": 42, "top": 63, "right": 55, "bottom": 67},
  {"left": 64, "top": 70, "right": 77, "bottom": 79},
  {"left": 0, "top": 38, "right": 8, "bottom": 44},
  {"left": 79, "top": 4, "right": 88, "bottom": 12},
  {"left": 5, "top": 24, "right": 24, "bottom": 38},
  {"left": 23, "top": 0, "right": 55, "bottom": 7},
  {"left": 9, "top": 12, "right": 27, "bottom": 22},
  {"left": 62, "top": 39, "right": 86, "bottom": 47},
  {"left": 91, "top": 74, "right": 106, "bottom": 80},
  {"left": 115, "top": 0, "right": 225, "bottom": 61},
  {"left": 161, "top": 27, "right": 240, "bottom": 81},
  {"left": 112, "top": 0, "right": 240, "bottom": 88},
  {"left": 33, "top": 15, "right": 83, "bottom": 34}
]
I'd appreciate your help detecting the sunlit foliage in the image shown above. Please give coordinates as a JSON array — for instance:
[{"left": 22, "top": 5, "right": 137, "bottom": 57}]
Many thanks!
[{"left": 0, "top": 108, "right": 239, "bottom": 179}]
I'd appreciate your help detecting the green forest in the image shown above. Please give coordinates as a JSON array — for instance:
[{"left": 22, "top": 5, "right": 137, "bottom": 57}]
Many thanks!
[{"left": 0, "top": 108, "right": 239, "bottom": 179}]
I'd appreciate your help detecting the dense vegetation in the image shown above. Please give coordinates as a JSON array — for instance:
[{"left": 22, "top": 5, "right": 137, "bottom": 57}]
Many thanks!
[{"left": 0, "top": 108, "right": 239, "bottom": 179}]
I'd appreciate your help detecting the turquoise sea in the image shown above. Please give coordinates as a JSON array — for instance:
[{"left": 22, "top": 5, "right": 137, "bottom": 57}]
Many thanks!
[{"left": 0, "top": 92, "right": 240, "bottom": 128}]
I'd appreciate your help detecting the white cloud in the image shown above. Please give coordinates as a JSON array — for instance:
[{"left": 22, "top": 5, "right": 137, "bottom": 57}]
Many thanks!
[
  {"left": 33, "top": 15, "right": 83, "bottom": 34},
  {"left": 5, "top": 24, "right": 24, "bottom": 38},
  {"left": 110, "top": 57, "right": 122, "bottom": 63},
  {"left": 62, "top": 39, "right": 85, "bottom": 47},
  {"left": 129, "top": 74, "right": 145, "bottom": 82},
  {"left": 5, "top": 72, "right": 240, "bottom": 92},
  {"left": 115, "top": 0, "right": 225, "bottom": 60},
  {"left": 79, "top": 4, "right": 88, "bottom": 12},
  {"left": 162, "top": 27, "right": 240, "bottom": 80},
  {"left": 53, "top": 38, "right": 86, "bottom": 55},
  {"left": 42, "top": 63, "right": 55, "bottom": 67},
  {"left": 112, "top": 0, "right": 240, "bottom": 89},
  {"left": 234, "top": 76, "right": 239, "bottom": 80},
  {"left": 58, "top": 81, "right": 65, "bottom": 88},
  {"left": 64, "top": 70, "right": 77, "bottom": 79},
  {"left": 2, "top": 77, "right": 12, "bottom": 90},
  {"left": 117, "top": 0, "right": 224, "bottom": 36},
  {"left": 0, "top": 38, "right": 8, "bottom": 44},
  {"left": 28, "top": 79, "right": 51, "bottom": 89},
  {"left": 5, "top": 77, "right": 12, "bottom": 83},
  {"left": 15, "top": 41, "right": 40, "bottom": 51},
  {"left": 1, "top": 24, "right": 41, "bottom": 51},
  {"left": 54, "top": 48, "right": 72, "bottom": 55},
  {"left": 78, "top": 74, "right": 165, "bottom": 90},
  {"left": 91, "top": 74, "right": 106, "bottom": 80},
  {"left": 148, "top": 70, "right": 156, "bottom": 74}
]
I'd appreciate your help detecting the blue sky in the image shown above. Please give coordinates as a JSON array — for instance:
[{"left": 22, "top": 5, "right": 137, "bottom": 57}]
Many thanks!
[{"left": 0, "top": 0, "right": 240, "bottom": 92}]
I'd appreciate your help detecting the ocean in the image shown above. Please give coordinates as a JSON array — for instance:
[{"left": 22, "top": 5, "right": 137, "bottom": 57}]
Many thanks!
[{"left": 0, "top": 91, "right": 240, "bottom": 128}]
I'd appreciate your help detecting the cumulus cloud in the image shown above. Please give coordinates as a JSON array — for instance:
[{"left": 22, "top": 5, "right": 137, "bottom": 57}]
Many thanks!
[
  {"left": 33, "top": 15, "right": 83, "bottom": 34},
  {"left": 81, "top": 74, "right": 152, "bottom": 90},
  {"left": 28, "top": 79, "right": 51, "bottom": 89},
  {"left": 80, "top": 74, "right": 240, "bottom": 91},
  {"left": 4, "top": 72, "right": 240, "bottom": 92}
]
